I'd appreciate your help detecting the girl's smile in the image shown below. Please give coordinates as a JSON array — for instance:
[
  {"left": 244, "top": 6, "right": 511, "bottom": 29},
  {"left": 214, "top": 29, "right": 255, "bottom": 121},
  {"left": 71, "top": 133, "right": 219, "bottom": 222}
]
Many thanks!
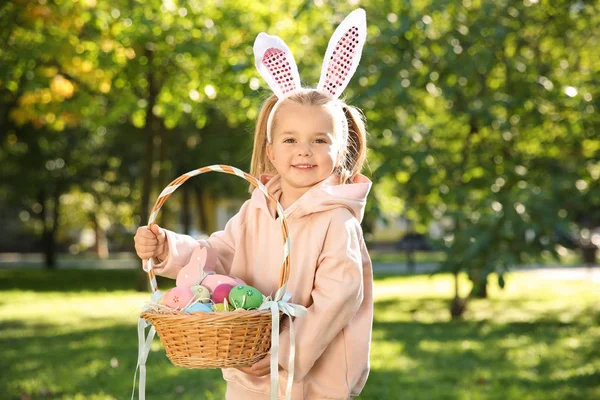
[{"left": 293, "top": 164, "right": 316, "bottom": 169}]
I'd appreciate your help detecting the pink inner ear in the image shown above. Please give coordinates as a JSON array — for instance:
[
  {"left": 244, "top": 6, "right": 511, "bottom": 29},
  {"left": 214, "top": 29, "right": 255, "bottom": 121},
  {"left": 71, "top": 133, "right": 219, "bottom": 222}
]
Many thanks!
[
  {"left": 263, "top": 48, "right": 298, "bottom": 95},
  {"left": 322, "top": 26, "right": 361, "bottom": 97}
]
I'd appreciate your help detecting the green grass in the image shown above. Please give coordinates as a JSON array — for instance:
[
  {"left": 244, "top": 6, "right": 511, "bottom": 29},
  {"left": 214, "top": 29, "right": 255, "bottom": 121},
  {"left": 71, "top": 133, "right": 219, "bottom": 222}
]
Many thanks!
[
  {"left": 369, "top": 250, "right": 446, "bottom": 264},
  {"left": 1, "top": 268, "right": 599, "bottom": 399},
  {"left": 369, "top": 249, "right": 584, "bottom": 266}
]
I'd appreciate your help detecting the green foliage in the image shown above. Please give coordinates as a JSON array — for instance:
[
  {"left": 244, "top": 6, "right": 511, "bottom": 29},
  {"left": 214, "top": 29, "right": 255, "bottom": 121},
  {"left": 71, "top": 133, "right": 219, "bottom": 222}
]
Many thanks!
[
  {"left": 0, "top": 0, "right": 348, "bottom": 240},
  {"left": 0, "top": 1, "right": 598, "bottom": 275},
  {"left": 362, "top": 0, "right": 600, "bottom": 289}
]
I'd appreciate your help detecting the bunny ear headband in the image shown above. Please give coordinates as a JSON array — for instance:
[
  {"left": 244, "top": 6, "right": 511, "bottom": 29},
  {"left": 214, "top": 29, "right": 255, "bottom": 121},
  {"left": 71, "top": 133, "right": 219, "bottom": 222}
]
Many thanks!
[{"left": 253, "top": 8, "right": 367, "bottom": 143}]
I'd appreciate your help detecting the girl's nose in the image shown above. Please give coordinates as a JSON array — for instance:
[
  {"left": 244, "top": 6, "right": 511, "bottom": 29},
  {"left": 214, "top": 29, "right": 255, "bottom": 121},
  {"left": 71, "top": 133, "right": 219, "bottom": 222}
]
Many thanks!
[{"left": 298, "top": 144, "right": 312, "bottom": 157}]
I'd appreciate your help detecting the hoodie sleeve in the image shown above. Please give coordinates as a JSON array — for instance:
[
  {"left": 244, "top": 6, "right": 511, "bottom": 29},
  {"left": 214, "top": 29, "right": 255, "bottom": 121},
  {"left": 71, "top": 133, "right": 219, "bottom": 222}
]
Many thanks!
[
  {"left": 277, "top": 210, "right": 364, "bottom": 380},
  {"left": 152, "top": 200, "right": 251, "bottom": 278}
]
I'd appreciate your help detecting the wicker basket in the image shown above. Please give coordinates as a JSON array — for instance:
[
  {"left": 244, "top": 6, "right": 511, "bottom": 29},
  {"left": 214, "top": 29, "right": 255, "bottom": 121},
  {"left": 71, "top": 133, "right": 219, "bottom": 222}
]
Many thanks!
[{"left": 140, "top": 165, "right": 290, "bottom": 369}]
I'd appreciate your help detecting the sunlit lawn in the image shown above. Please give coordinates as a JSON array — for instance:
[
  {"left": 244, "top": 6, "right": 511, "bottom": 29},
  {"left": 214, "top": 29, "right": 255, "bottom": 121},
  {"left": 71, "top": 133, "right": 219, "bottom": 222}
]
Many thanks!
[
  {"left": 1, "top": 267, "right": 598, "bottom": 399},
  {"left": 368, "top": 249, "right": 583, "bottom": 266},
  {"left": 369, "top": 250, "right": 447, "bottom": 264}
]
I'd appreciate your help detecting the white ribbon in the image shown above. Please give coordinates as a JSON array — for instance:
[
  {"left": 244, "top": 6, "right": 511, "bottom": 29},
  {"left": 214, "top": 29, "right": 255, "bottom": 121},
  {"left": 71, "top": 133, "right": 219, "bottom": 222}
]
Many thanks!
[
  {"left": 131, "top": 318, "right": 155, "bottom": 400},
  {"left": 258, "top": 288, "right": 307, "bottom": 400}
]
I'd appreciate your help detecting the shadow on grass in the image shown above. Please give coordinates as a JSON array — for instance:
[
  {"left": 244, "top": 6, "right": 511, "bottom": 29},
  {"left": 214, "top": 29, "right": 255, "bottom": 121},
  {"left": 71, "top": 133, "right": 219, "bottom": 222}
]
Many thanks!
[
  {"left": 361, "top": 299, "right": 600, "bottom": 399},
  {"left": 2, "top": 268, "right": 441, "bottom": 292},
  {"left": 361, "top": 366, "right": 599, "bottom": 400},
  {"left": 1, "top": 305, "right": 598, "bottom": 400},
  {"left": 2, "top": 267, "right": 455, "bottom": 292},
  {"left": 0, "top": 320, "right": 225, "bottom": 399},
  {"left": 0, "top": 269, "right": 173, "bottom": 292},
  {"left": 2, "top": 269, "right": 599, "bottom": 399}
]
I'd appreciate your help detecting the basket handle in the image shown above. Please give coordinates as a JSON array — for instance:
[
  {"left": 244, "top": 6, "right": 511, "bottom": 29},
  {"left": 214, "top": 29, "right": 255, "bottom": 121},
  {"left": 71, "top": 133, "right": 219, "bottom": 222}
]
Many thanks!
[{"left": 143, "top": 165, "right": 290, "bottom": 294}]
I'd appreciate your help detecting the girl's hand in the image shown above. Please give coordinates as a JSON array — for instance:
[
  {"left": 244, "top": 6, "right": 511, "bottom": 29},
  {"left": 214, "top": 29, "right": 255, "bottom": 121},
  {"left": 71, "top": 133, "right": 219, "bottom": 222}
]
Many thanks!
[
  {"left": 236, "top": 353, "right": 272, "bottom": 377},
  {"left": 134, "top": 224, "right": 168, "bottom": 261}
]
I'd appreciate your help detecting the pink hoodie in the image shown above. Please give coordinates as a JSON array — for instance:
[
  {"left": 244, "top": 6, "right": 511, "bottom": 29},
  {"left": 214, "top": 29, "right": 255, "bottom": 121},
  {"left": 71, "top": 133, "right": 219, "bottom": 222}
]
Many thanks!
[{"left": 154, "top": 173, "right": 373, "bottom": 399}]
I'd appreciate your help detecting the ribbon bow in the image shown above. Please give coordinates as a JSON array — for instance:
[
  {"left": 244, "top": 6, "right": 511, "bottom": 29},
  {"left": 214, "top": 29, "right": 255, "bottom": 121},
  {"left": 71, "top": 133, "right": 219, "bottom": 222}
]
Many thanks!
[{"left": 258, "top": 287, "right": 308, "bottom": 400}]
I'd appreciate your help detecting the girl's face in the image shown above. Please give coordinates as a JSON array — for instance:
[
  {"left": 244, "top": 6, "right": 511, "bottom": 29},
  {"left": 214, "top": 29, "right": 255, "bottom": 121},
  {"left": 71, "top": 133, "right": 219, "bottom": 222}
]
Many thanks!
[{"left": 266, "top": 101, "right": 342, "bottom": 197}]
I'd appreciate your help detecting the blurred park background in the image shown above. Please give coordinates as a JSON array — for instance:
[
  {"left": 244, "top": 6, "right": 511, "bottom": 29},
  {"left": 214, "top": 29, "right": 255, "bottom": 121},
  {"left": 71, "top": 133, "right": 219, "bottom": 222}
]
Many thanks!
[{"left": 1, "top": 0, "right": 599, "bottom": 399}]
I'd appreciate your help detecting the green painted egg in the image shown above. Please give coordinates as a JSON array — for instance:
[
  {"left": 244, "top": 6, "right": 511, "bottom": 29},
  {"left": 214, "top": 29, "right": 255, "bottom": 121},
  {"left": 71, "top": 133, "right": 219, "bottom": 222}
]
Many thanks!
[{"left": 228, "top": 285, "right": 264, "bottom": 309}]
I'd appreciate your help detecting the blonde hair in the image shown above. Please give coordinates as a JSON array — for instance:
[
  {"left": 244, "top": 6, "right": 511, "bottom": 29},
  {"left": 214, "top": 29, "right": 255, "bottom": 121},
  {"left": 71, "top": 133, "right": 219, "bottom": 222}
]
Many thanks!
[{"left": 249, "top": 90, "right": 367, "bottom": 188}]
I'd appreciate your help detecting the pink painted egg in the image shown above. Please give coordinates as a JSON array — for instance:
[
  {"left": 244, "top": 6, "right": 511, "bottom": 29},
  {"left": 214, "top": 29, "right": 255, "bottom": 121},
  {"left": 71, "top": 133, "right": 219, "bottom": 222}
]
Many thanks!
[
  {"left": 201, "top": 274, "right": 244, "bottom": 293},
  {"left": 162, "top": 286, "right": 194, "bottom": 310},
  {"left": 212, "top": 283, "right": 235, "bottom": 304}
]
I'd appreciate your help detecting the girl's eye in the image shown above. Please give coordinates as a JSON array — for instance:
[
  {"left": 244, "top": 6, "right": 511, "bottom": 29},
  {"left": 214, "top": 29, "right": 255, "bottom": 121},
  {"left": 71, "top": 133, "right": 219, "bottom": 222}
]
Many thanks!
[
  {"left": 283, "top": 138, "right": 295, "bottom": 143},
  {"left": 315, "top": 138, "right": 329, "bottom": 144}
]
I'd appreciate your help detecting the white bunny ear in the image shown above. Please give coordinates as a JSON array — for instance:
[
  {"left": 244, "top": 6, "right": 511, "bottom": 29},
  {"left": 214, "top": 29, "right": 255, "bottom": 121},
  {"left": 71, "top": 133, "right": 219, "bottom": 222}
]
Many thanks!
[
  {"left": 253, "top": 32, "right": 302, "bottom": 98},
  {"left": 317, "top": 9, "right": 367, "bottom": 98}
]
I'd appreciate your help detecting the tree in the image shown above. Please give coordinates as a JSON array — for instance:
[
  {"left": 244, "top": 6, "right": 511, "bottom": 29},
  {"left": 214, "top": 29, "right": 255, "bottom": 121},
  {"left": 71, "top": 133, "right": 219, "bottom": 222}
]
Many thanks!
[
  {"left": 362, "top": 0, "right": 599, "bottom": 315},
  {"left": 0, "top": 0, "right": 344, "bottom": 274}
]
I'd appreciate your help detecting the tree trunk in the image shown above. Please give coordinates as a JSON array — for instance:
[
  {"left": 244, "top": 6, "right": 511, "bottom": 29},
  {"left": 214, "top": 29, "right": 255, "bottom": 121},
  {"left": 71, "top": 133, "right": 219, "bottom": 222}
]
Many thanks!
[
  {"left": 39, "top": 189, "right": 59, "bottom": 269},
  {"left": 136, "top": 50, "right": 158, "bottom": 293},
  {"left": 194, "top": 184, "right": 208, "bottom": 233},
  {"left": 446, "top": 117, "right": 478, "bottom": 317},
  {"left": 406, "top": 249, "right": 415, "bottom": 273},
  {"left": 469, "top": 267, "right": 488, "bottom": 299},
  {"left": 91, "top": 214, "right": 109, "bottom": 259},
  {"left": 582, "top": 247, "right": 597, "bottom": 266},
  {"left": 42, "top": 231, "right": 56, "bottom": 269},
  {"left": 139, "top": 51, "right": 157, "bottom": 227},
  {"left": 450, "top": 270, "right": 467, "bottom": 319},
  {"left": 156, "top": 120, "right": 171, "bottom": 223},
  {"left": 181, "top": 184, "right": 191, "bottom": 235},
  {"left": 156, "top": 121, "right": 169, "bottom": 192}
]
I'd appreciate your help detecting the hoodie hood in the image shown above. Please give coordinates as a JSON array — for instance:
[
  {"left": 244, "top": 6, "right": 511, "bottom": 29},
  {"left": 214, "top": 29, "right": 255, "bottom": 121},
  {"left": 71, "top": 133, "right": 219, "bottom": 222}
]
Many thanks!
[{"left": 251, "top": 173, "right": 372, "bottom": 222}]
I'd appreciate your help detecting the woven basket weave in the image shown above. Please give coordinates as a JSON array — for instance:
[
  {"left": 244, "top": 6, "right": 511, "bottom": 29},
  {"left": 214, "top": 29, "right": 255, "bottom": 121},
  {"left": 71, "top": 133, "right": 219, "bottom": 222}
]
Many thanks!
[{"left": 141, "top": 165, "right": 290, "bottom": 369}]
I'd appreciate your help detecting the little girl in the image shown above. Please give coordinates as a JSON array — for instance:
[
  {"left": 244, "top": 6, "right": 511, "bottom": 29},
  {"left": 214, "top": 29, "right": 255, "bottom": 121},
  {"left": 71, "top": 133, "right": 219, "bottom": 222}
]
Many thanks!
[{"left": 134, "top": 9, "right": 372, "bottom": 400}]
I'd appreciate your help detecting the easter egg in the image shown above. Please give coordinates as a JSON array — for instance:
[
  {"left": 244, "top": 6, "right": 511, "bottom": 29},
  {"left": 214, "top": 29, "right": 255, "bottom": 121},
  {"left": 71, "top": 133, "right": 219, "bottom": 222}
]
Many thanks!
[
  {"left": 190, "top": 285, "right": 211, "bottom": 303},
  {"left": 201, "top": 274, "right": 243, "bottom": 293},
  {"left": 212, "top": 303, "right": 232, "bottom": 312},
  {"left": 228, "top": 285, "right": 264, "bottom": 310},
  {"left": 212, "top": 284, "right": 235, "bottom": 304},
  {"left": 162, "top": 287, "right": 194, "bottom": 310},
  {"left": 184, "top": 302, "right": 213, "bottom": 313}
]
